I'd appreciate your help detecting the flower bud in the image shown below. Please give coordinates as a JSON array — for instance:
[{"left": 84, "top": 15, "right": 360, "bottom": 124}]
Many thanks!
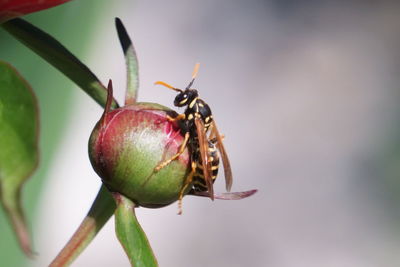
[{"left": 89, "top": 83, "right": 190, "bottom": 208}]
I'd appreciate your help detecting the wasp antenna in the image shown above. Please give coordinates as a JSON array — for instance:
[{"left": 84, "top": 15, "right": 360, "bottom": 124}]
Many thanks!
[
  {"left": 192, "top": 63, "right": 200, "bottom": 80},
  {"left": 154, "top": 81, "right": 182, "bottom": 92},
  {"left": 186, "top": 63, "right": 200, "bottom": 89}
]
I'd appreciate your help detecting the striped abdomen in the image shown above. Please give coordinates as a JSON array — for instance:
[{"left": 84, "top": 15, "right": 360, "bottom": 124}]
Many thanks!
[{"left": 191, "top": 140, "right": 219, "bottom": 192}]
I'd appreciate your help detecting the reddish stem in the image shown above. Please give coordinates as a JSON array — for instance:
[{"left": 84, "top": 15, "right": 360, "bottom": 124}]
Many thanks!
[{"left": 49, "top": 185, "right": 115, "bottom": 266}]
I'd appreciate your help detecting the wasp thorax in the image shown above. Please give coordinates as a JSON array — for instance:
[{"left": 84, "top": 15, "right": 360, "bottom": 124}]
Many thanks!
[{"left": 88, "top": 100, "right": 191, "bottom": 208}]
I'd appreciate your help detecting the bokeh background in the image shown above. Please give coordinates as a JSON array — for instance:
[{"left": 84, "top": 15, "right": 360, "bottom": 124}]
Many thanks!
[{"left": 1, "top": 0, "right": 400, "bottom": 266}]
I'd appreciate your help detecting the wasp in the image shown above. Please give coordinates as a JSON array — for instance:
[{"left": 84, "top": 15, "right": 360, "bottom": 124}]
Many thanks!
[{"left": 154, "top": 63, "right": 233, "bottom": 213}]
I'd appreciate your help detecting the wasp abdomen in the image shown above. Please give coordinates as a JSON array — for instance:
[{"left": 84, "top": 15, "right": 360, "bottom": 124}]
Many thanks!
[{"left": 191, "top": 140, "right": 219, "bottom": 192}]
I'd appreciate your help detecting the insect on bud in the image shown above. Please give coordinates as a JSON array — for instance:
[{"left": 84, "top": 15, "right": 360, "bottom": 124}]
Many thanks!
[{"left": 88, "top": 81, "right": 190, "bottom": 208}]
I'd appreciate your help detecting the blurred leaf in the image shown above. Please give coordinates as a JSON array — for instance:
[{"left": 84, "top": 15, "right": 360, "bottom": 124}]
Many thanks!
[
  {"left": 50, "top": 185, "right": 115, "bottom": 266},
  {"left": 0, "top": 0, "right": 72, "bottom": 23},
  {"left": 114, "top": 193, "right": 158, "bottom": 267},
  {"left": 0, "top": 61, "right": 39, "bottom": 256},
  {"left": 115, "top": 17, "right": 139, "bottom": 105},
  {"left": 1, "top": 18, "right": 119, "bottom": 109},
  {"left": 0, "top": 2, "right": 112, "bottom": 265}
]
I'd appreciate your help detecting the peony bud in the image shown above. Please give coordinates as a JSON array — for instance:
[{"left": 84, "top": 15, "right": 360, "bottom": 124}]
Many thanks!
[{"left": 89, "top": 81, "right": 190, "bottom": 208}]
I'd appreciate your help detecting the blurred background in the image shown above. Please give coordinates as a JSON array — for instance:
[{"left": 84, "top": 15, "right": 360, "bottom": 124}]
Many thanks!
[{"left": 1, "top": 0, "right": 400, "bottom": 266}]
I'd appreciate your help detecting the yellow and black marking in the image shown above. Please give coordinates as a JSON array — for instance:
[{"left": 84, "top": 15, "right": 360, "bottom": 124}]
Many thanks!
[
  {"left": 154, "top": 63, "right": 233, "bottom": 214},
  {"left": 190, "top": 138, "right": 220, "bottom": 192}
]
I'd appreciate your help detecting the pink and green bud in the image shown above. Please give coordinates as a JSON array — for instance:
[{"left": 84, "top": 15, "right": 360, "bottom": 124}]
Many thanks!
[{"left": 89, "top": 82, "right": 191, "bottom": 208}]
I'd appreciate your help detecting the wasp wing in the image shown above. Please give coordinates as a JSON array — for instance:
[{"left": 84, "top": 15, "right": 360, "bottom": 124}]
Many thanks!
[
  {"left": 211, "top": 120, "right": 233, "bottom": 192},
  {"left": 194, "top": 117, "right": 214, "bottom": 200},
  {"left": 190, "top": 189, "right": 257, "bottom": 200}
]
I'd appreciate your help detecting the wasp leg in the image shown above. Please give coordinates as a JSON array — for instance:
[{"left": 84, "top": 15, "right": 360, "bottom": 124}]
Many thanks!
[
  {"left": 167, "top": 113, "right": 185, "bottom": 122},
  {"left": 177, "top": 161, "right": 197, "bottom": 215},
  {"left": 154, "top": 132, "right": 190, "bottom": 172}
]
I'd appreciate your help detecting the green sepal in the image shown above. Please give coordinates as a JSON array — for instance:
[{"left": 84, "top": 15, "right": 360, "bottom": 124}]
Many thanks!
[
  {"left": 115, "top": 18, "right": 139, "bottom": 105},
  {"left": 0, "top": 61, "right": 39, "bottom": 256},
  {"left": 113, "top": 193, "right": 158, "bottom": 267}
]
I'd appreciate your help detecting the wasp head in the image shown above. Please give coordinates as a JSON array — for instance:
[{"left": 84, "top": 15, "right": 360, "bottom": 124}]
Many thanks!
[{"left": 174, "top": 88, "right": 198, "bottom": 107}]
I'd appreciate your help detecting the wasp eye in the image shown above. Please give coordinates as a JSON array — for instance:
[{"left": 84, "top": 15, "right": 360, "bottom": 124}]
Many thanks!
[{"left": 183, "top": 94, "right": 188, "bottom": 98}]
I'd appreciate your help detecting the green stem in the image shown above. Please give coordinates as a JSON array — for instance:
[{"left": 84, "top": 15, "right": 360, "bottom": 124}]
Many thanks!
[
  {"left": 49, "top": 185, "right": 115, "bottom": 267},
  {"left": 0, "top": 186, "right": 33, "bottom": 257},
  {"left": 113, "top": 193, "right": 158, "bottom": 267},
  {"left": 1, "top": 18, "right": 119, "bottom": 109}
]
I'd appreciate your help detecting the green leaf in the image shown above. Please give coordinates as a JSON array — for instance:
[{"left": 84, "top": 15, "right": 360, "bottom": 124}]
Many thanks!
[
  {"left": 115, "top": 18, "right": 139, "bottom": 105},
  {"left": 0, "top": 61, "right": 39, "bottom": 256},
  {"left": 114, "top": 193, "right": 158, "bottom": 267},
  {"left": 50, "top": 185, "right": 115, "bottom": 266},
  {"left": 1, "top": 18, "right": 119, "bottom": 109}
]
